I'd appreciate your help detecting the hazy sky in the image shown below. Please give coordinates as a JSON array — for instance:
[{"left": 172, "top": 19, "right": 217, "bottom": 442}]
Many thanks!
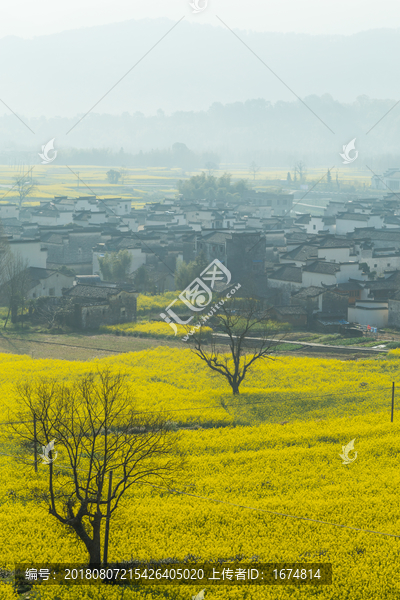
[{"left": 2, "top": 0, "right": 400, "bottom": 39}]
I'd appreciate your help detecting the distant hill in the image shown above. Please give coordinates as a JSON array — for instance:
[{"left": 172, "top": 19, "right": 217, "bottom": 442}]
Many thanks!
[
  {"left": 1, "top": 19, "right": 400, "bottom": 164},
  {"left": 1, "top": 20, "right": 400, "bottom": 119}
]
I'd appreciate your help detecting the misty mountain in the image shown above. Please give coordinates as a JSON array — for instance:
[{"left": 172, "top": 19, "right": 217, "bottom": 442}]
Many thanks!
[
  {"left": 1, "top": 19, "right": 400, "bottom": 121},
  {"left": 1, "top": 19, "right": 400, "bottom": 166}
]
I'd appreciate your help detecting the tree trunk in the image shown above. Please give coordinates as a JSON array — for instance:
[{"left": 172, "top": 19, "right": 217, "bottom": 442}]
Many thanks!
[
  {"left": 4, "top": 306, "right": 10, "bottom": 328},
  {"left": 88, "top": 513, "right": 102, "bottom": 566},
  {"left": 88, "top": 539, "right": 102, "bottom": 566},
  {"left": 69, "top": 514, "right": 102, "bottom": 566},
  {"left": 11, "top": 301, "right": 17, "bottom": 324}
]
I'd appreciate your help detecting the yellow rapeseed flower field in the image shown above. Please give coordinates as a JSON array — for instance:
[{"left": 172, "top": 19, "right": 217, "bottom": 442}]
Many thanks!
[
  {"left": 99, "top": 321, "right": 213, "bottom": 340},
  {"left": 137, "top": 291, "right": 184, "bottom": 315},
  {"left": 1, "top": 349, "right": 400, "bottom": 599}
]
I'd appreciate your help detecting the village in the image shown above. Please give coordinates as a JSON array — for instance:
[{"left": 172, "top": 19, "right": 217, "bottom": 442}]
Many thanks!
[{"left": 1, "top": 167, "right": 400, "bottom": 334}]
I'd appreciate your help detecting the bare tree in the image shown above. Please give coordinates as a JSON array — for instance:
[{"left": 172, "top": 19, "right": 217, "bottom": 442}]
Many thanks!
[
  {"left": 188, "top": 296, "right": 285, "bottom": 395},
  {"left": 0, "top": 220, "right": 10, "bottom": 282},
  {"left": 1, "top": 251, "right": 29, "bottom": 327},
  {"left": 33, "top": 297, "right": 75, "bottom": 329},
  {"left": 8, "top": 368, "right": 184, "bottom": 566},
  {"left": 249, "top": 161, "right": 260, "bottom": 181},
  {"left": 13, "top": 172, "right": 36, "bottom": 210},
  {"left": 294, "top": 161, "right": 307, "bottom": 183}
]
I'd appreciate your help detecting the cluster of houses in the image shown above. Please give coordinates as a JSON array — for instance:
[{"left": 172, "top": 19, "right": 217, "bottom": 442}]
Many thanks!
[{"left": 3, "top": 184, "right": 400, "bottom": 331}]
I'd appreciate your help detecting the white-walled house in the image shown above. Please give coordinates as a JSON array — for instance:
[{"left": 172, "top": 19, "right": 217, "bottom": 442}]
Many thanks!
[
  {"left": 184, "top": 210, "right": 223, "bottom": 229},
  {"left": 0, "top": 203, "right": 19, "bottom": 220},
  {"left": 144, "top": 214, "right": 177, "bottom": 227},
  {"left": 337, "top": 263, "right": 368, "bottom": 283},
  {"left": 103, "top": 199, "right": 132, "bottom": 216},
  {"left": 302, "top": 261, "right": 366, "bottom": 288},
  {"left": 9, "top": 239, "right": 47, "bottom": 269},
  {"left": 317, "top": 245, "right": 354, "bottom": 263},
  {"left": 348, "top": 300, "right": 388, "bottom": 328},
  {"left": 121, "top": 213, "right": 140, "bottom": 232},
  {"left": 268, "top": 265, "right": 303, "bottom": 305},
  {"left": 74, "top": 197, "right": 98, "bottom": 212},
  {"left": 302, "top": 261, "right": 338, "bottom": 287},
  {"left": 298, "top": 215, "right": 336, "bottom": 235},
  {"left": 335, "top": 213, "right": 384, "bottom": 235},
  {"left": 26, "top": 267, "right": 75, "bottom": 299},
  {"left": 361, "top": 253, "right": 400, "bottom": 276},
  {"left": 29, "top": 206, "right": 74, "bottom": 227}
]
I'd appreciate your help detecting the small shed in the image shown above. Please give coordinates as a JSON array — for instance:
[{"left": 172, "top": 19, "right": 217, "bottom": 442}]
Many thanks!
[{"left": 63, "top": 283, "right": 138, "bottom": 330}]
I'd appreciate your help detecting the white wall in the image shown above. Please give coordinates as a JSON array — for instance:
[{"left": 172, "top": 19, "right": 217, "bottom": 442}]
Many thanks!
[
  {"left": 305, "top": 217, "right": 324, "bottom": 234},
  {"left": 336, "top": 215, "right": 384, "bottom": 235},
  {"left": 75, "top": 199, "right": 92, "bottom": 212},
  {"left": 114, "top": 201, "right": 131, "bottom": 215},
  {"left": 87, "top": 212, "right": 107, "bottom": 225},
  {"left": 173, "top": 213, "right": 185, "bottom": 226},
  {"left": 302, "top": 270, "right": 336, "bottom": 287},
  {"left": 363, "top": 256, "right": 400, "bottom": 276},
  {"left": 336, "top": 218, "right": 369, "bottom": 235},
  {"left": 368, "top": 215, "right": 384, "bottom": 228},
  {"left": 9, "top": 240, "right": 47, "bottom": 268},
  {"left": 317, "top": 247, "right": 352, "bottom": 262},
  {"left": 28, "top": 272, "right": 74, "bottom": 299},
  {"left": 33, "top": 211, "right": 73, "bottom": 226},
  {"left": 348, "top": 302, "right": 388, "bottom": 328},
  {"left": 120, "top": 214, "right": 139, "bottom": 231},
  {"left": 188, "top": 221, "right": 202, "bottom": 231},
  {"left": 336, "top": 263, "right": 366, "bottom": 284},
  {"left": 0, "top": 204, "right": 19, "bottom": 219},
  {"left": 322, "top": 220, "right": 336, "bottom": 234}
]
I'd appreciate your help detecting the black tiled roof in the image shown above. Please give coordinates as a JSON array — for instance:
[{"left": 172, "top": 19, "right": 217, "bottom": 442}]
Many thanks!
[
  {"left": 292, "top": 286, "right": 325, "bottom": 298},
  {"left": 281, "top": 244, "right": 318, "bottom": 262},
  {"left": 337, "top": 212, "right": 370, "bottom": 221},
  {"left": 274, "top": 306, "right": 307, "bottom": 315},
  {"left": 269, "top": 265, "right": 302, "bottom": 283},
  {"left": 64, "top": 284, "right": 135, "bottom": 299},
  {"left": 303, "top": 261, "right": 340, "bottom": 275}
]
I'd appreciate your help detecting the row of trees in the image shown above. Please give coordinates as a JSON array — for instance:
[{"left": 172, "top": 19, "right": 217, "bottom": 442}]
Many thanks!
[{"left": 63, "top": 143, "right": 221, "bottom": 170}]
